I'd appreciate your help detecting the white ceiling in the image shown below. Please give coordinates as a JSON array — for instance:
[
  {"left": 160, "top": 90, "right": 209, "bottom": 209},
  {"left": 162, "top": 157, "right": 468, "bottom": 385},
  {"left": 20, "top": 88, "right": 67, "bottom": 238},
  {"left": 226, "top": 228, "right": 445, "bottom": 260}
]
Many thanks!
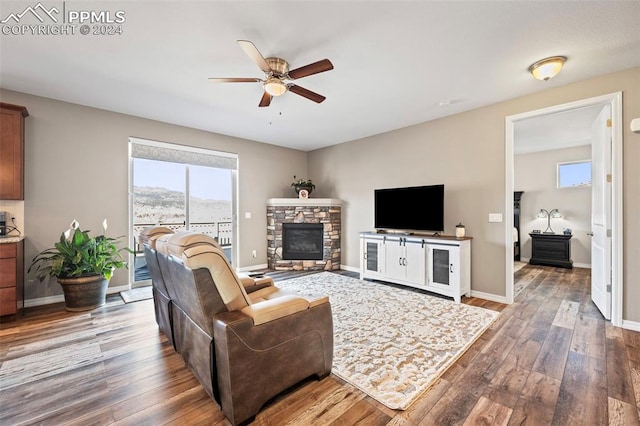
[
  {"left": 514, "top": 104, "right": 605, "bottom": 155},
  {"left": 1, "top": 1, "right": 639, "bottom": 152}
]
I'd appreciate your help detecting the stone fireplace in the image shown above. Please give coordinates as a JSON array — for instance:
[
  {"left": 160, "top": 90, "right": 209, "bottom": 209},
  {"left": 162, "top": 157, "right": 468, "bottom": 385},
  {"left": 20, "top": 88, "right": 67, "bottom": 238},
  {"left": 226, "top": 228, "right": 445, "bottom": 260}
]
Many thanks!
[{"left": 267, "top": 198, "right": 342, "bottom": 271}]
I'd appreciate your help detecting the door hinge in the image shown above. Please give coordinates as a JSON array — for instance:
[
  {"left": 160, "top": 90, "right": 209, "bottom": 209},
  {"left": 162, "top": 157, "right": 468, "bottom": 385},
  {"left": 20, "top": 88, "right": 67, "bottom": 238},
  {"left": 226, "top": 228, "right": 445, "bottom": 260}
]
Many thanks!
[
  {"left": 606, "top": 118, "right": 612, "bottom": 128},
  {"left": 607, "top": 174, "right": 612, "bottom": 183},
  {"left": 607, "top": 229, "right": 612, "bottom": 238},
  {"left": 606, "top": 284, "right": 612, "bottom": 293}
]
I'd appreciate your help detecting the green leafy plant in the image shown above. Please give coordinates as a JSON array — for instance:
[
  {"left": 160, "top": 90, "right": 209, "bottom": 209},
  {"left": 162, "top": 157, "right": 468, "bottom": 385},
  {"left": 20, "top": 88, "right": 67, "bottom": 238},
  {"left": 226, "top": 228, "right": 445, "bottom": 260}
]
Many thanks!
[
  {"left": 29, "top": 219, "right": 131, "bottom": 281},
  {"left": 291, "top": 175, "right": 315, "bottom": 190}
]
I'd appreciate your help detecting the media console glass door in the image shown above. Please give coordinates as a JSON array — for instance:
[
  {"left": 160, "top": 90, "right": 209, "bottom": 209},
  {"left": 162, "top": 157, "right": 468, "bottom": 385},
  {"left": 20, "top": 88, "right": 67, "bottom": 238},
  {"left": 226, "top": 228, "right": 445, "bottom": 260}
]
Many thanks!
[
  {"left": 428, "top": 244, "right": 459, "bottom": 288},
  {"left": 362, "top": 237, "right": 385, "bottom": 279},
  {"left": 365, "top": 241, "right": 380, "bottom": 272}
]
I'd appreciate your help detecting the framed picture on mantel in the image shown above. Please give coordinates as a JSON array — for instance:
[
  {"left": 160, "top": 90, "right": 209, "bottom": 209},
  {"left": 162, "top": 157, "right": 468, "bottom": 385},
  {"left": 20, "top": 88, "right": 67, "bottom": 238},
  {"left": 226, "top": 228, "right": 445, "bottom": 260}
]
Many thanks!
[{"left": 298, "top": 189, "right": 309, "bottom": 199}]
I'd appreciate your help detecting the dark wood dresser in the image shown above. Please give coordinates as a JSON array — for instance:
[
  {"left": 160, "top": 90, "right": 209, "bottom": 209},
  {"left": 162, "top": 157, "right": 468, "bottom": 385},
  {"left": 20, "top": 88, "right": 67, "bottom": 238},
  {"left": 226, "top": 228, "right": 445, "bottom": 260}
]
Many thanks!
[{"left": 529, "top": 233, "right": 573, "bottom": 269}]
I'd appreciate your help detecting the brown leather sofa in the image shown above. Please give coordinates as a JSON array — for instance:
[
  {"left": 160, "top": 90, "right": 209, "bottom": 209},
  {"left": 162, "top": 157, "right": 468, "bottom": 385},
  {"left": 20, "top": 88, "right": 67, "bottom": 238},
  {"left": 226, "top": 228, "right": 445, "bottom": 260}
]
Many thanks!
[
  {"left": 138, "top": 226, "right": 175, "bottom": 348},
  {"left": 141, "top": 228, "right": 333, "bottom": 425}
]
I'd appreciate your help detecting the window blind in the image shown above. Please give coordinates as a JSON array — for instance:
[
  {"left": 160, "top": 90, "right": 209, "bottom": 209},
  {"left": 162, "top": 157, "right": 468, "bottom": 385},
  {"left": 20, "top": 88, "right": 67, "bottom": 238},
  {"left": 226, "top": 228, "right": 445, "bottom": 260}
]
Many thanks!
[{"left": 129, "top": 137, "right": 237, "bottom": 170}]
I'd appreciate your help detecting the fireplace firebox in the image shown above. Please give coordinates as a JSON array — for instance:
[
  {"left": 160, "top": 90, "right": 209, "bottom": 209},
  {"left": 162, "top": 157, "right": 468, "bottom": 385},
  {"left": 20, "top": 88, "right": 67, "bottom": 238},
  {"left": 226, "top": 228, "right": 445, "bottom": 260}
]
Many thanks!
[{"left": 282, "top": 223, "right": 324, "bottom": 260}]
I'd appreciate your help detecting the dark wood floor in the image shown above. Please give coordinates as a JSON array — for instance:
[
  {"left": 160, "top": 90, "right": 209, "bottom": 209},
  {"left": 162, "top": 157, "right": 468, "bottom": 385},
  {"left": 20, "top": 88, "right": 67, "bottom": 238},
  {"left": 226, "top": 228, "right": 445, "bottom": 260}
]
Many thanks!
[{"left": 1, "top": 266, "right": 639, "bottom": 425}]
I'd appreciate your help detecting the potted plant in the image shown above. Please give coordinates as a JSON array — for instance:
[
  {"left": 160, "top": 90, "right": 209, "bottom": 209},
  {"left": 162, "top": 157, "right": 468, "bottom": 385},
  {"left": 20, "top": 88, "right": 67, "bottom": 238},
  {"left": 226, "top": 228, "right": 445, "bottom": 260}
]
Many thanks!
[
  {"left": 28, "top": 219, "right": 130, "bottom": 311},
  {"left": 291, "top": 176, "right": 315, "bottom": 196}
]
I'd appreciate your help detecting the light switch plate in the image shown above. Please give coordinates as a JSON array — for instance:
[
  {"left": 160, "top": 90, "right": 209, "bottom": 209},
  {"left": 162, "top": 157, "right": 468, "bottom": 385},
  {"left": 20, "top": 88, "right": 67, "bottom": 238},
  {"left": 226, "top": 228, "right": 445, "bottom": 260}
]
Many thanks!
[
  {"left": 489, "top": 213, "right": 503, "bottom": 223},
  {"left": 244, "top": 212, "right": 252, "bottom": 219}
]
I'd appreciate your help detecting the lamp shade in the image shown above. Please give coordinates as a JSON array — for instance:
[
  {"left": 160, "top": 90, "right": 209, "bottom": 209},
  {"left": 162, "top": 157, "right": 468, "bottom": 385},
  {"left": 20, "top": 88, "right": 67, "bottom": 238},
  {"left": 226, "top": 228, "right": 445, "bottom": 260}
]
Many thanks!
[
  {"left": 528, "top": 56, "right": 567, "bottom": 81},
  {"left": 264, "top": 78, "right": 287, "bottom": 96}
]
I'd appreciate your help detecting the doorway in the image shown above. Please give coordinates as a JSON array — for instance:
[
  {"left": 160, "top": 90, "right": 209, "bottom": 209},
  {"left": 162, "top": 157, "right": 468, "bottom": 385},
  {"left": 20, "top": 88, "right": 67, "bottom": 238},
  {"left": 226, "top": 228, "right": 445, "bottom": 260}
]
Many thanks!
[
  {"left": 128, "top": 138, "right": 238, "bottom": 287},
  {"left": 504, "top": 92, "right": 623, "bottom": 326}
]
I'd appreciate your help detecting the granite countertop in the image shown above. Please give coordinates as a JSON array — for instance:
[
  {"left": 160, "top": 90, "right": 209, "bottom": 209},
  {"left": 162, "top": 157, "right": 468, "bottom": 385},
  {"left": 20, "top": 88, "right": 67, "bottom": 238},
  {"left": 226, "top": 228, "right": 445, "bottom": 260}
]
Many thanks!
[{"left": 0, "top": 236, "right": 24, "bottom": 243}]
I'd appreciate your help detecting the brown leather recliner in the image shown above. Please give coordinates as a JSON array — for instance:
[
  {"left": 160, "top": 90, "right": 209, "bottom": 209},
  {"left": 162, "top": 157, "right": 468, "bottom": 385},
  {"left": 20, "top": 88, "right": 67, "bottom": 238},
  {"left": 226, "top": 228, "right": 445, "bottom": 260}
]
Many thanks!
[
  {"left": 164, "top": 233, "right": 333, "bottom": 426},
  {"left": 141, "top": 228, "right": 273, "bottom": 348},
  {"left": 138, "top": 226, "right": 175, "bottom": 348}
]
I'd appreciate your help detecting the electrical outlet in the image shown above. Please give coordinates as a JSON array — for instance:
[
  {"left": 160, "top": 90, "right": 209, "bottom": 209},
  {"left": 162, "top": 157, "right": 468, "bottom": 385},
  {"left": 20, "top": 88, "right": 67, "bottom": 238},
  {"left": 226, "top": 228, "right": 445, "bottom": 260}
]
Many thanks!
[
  {"left": 251, "top": 250, "right": 257, "bottom": 258},
  {"left": 489, "top": 213, "right": 503, "bottom": 223}
]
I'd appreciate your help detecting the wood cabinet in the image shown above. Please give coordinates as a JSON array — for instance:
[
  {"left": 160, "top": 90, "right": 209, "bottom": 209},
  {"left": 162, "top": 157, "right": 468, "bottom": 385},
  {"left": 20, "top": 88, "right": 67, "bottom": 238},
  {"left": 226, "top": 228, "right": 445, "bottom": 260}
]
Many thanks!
[
  {"left": 529, "top": 233, "right": 573, "bottom": 268},
  {"left": 0, "top": 240, "right": 24, "bottom": 318},
  {"left": 0, "top": 103, "right": 29, "bottom": 200},
  {"left": 360, "top": 232, "right": 471, "bottom": 302}
]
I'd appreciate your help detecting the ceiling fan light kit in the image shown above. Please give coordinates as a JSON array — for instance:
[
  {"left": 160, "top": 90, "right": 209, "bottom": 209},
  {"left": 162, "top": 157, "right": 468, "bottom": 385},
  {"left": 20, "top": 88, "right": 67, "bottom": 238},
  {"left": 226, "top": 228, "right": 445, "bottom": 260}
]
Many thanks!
[
  {"left": 210, "top": 40, "right": 333, "bottom": 107},
  {"left": 264, "top": 77, "right": 287, "bottom": 96},
  {"left": 528, "top": 56, "right": 567, "bottom": 81}
]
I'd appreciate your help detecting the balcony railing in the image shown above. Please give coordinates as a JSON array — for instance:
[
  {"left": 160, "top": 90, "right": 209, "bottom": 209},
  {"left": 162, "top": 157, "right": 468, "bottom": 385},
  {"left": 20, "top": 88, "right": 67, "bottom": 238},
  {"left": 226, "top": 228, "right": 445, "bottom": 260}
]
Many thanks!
[
  {"left": 133, "top": 221, "right": 232, "bottom": 252},
  {"left": 133, "top": 220, "right": 233, "bottom": 282}
]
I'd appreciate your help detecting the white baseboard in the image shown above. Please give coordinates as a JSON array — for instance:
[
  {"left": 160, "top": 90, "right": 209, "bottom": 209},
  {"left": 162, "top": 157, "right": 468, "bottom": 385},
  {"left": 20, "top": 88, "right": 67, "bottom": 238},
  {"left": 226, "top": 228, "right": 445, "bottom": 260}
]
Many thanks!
[
  {"left": 340, "top": 264, "right": 360, "bottom": 273},
  {"left": 24, "top": 284, "right": 130, "bottom": 308},
  {"left": 236, "top": 263, "right": 268, "bottom": 272},
  {"left": 621, "top": 319, "right": 640, "bottom": 332},
  {"left": 24, "top": 294, "right": 65, "bottom": 308},
  {"left": 470, "top": 290, "right": 508, "bottom": 304}
]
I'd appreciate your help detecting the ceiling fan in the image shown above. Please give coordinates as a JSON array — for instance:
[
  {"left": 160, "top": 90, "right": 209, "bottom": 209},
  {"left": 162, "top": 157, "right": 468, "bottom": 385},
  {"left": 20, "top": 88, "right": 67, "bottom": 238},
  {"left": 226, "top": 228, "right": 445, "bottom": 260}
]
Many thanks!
[{"left": 209, "top": 40, "right": 334, "bottom": 107}]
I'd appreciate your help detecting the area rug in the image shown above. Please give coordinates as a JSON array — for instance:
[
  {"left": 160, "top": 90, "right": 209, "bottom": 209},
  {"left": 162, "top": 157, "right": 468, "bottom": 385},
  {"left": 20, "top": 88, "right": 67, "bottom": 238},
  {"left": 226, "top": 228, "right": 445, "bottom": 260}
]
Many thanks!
[
  {"left": 277, "top": 272, "right": 499, "bottom": 410},
  {"left": 120, "top": 286, "right": 153, "bottom": 303}
]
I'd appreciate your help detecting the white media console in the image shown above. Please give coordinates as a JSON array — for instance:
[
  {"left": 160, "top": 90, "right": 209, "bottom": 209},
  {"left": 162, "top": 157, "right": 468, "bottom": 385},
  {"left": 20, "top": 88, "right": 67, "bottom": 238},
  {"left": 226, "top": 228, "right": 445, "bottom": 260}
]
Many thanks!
[{"left": 359, "top": 232, "right": 471, "bottom": 302}]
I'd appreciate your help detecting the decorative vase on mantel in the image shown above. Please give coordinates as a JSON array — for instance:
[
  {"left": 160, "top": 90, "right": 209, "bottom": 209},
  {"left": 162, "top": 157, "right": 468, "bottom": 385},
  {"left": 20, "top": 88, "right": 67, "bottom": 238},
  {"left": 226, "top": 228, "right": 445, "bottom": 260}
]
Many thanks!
[
  {"left": 291, "top": 176, "right": 315, "bottom": 197},
  {"left": 293, "top": 183, "right": 314, "bottom": 196}
]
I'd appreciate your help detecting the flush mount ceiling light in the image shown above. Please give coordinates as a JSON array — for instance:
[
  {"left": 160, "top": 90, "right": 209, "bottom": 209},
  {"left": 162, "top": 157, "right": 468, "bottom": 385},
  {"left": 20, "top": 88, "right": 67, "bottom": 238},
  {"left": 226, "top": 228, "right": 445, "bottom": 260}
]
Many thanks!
[
  {"left": 528, "top": 56, "right": 567, "bottom": 81},
  {"left": 264, "top": 77, "right": 287, "bottom": 96}
]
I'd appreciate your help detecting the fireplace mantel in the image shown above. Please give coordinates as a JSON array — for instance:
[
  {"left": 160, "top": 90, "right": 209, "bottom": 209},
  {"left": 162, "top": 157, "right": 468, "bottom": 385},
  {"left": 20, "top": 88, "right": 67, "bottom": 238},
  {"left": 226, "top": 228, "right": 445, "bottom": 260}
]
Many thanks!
[{"left": 266, "top": 198, "right": 343, "bottom": 207}]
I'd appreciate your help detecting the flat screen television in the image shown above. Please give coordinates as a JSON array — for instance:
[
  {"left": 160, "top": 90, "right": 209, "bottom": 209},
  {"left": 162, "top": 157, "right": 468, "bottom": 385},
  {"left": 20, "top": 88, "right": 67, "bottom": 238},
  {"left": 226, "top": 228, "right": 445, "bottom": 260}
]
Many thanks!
[{"left": 374, "top": 184, "right": 444, "bottom": 232}]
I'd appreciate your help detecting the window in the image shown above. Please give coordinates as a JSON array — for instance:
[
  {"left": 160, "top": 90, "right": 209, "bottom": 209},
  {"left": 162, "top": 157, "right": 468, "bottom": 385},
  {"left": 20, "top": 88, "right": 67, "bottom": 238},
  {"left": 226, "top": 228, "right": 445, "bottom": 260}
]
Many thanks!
[
  {"left": 557, "top": 160, "right": 591, "bottom": 188},
  {"left": 129, "top": 138, "right": 237, "bottom": 285}
]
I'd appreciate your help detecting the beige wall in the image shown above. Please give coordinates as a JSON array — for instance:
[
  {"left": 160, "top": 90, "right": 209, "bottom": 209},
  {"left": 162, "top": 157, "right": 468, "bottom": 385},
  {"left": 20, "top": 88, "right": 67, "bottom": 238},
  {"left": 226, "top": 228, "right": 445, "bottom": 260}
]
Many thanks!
[
  {"left": 0, "top": 89, "right": 308, "bottom": 300},
  {"left": 515, "top": 146, "right": 592, "bottom": 266},
  {"left": 309, "top": 66, "right": 640, "bottom": 322},
  {"left": 3, "top": 67, "right": 639, "bottom": 322}
]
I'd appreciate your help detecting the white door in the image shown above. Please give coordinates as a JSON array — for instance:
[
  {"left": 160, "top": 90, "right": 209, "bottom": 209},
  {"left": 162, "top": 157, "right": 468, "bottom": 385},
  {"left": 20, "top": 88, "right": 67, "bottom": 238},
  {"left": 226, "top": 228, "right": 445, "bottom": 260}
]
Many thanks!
[{"left": 591, "top": 105, "right": 612, "bottom": 319}]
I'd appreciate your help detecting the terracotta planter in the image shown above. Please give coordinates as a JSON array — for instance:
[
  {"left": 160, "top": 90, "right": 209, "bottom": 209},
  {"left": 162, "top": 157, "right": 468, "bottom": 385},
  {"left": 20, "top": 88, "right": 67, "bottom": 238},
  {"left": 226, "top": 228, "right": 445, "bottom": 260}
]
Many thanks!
[{"left": 57, "top": 275, "right": 110, "bottom": 312}]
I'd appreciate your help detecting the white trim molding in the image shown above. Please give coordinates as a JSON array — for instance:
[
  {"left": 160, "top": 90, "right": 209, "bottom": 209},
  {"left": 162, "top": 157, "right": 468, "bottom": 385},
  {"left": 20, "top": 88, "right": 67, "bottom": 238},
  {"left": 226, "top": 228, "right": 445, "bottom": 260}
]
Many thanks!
[
  {"left": 340, "top": 264, "right": 360, "bottom": 273},
  {"left": 266, "top": 198, "right": 343, "bottom": 207},
  {"left": 621, "top": 320, "right": 640, "bottom": 332},
  {"left": 505, "top": 92, "right": 623, "bottom": 326},
  {"left": 470, "top": 290, "right": 508, "bottom": 305},
  {"left": 24, "top": 285, "right": 130, "bottom": 308}
]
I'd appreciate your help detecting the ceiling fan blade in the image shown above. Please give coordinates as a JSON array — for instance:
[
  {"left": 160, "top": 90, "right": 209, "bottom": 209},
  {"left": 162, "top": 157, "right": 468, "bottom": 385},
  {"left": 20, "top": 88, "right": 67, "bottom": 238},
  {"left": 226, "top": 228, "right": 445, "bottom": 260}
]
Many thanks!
[
  {"left": 288, "top": 85, "right": 326, "bottom": 103},
  {"left": 259, "top": 92, "right": 272, "bottom": 107},
  {"left": 288, "top": 59, "right": 334, "bottom": 80},
  {"left": 208, "top": 78, "right": 262, "bottom": 83},
  {"left": 237, "top": 40, "right": 271, "bottom": 73}
]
